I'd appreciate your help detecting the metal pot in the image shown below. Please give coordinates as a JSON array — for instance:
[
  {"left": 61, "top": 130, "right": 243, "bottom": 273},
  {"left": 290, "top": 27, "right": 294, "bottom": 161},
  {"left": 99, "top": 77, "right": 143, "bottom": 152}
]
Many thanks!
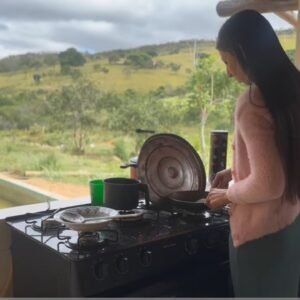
[
  {"left": 104, "top": 177, "right": 149, "bottom": 210},
  {"left": 120, "top": 156, "right": 139, "bottom": 180}
]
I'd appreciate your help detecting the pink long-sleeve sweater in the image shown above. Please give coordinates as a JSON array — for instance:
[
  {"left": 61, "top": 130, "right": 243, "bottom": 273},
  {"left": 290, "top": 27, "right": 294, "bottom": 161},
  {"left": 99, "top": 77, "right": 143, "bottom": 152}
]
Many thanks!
[{"left": 226, "top": 84, "right": 300, "bottom": 247}]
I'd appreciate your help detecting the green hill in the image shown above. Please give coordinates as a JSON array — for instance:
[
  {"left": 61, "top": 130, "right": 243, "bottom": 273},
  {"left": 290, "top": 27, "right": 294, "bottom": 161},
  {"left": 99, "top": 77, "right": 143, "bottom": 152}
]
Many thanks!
[{"left": 0, "top": 30, "right": 296, "bottom": 94}]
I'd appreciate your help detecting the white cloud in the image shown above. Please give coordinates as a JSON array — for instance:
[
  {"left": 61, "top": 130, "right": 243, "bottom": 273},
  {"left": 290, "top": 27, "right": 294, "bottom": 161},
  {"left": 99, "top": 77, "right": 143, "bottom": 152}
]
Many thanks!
[{"left": 0, "top": 0, "right": 293, "bottom": 58}]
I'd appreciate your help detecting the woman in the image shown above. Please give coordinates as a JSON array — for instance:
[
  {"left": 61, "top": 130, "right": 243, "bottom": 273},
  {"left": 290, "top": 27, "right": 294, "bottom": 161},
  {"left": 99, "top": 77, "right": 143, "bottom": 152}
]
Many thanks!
[{"left": 207, "top": 10, "right": 300, "bottom": 297}]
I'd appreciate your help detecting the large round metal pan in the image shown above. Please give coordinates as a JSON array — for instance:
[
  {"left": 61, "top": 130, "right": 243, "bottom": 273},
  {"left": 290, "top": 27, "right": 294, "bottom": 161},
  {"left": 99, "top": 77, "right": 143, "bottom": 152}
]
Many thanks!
[
  {"left": 54, "top": 206, "right": 145, "bottom": 232},
  {"left": 137, "top": 134, "right": 206, "bottom": 207},
  {"left": 54, "top": 206, "right": 119, "bottom": 232}
]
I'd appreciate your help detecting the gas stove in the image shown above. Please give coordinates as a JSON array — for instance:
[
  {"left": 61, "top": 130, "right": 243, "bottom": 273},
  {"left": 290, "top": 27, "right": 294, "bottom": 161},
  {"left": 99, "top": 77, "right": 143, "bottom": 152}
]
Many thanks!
[{"left": 6, "top": 204, "right": 230, "bottom": 297}]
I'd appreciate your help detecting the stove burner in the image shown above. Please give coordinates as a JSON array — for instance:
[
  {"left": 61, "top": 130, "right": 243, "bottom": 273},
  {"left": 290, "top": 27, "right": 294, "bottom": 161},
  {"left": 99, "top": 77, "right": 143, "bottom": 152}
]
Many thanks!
[
  {"left": 112, "top": 209, "right": 146, "bottom": 222},
  {"left": 31, "top": 216, "right": 64, "bottom": 232},
  {"left": 66, "top": 232, "right": 107, "bottom": 251}
]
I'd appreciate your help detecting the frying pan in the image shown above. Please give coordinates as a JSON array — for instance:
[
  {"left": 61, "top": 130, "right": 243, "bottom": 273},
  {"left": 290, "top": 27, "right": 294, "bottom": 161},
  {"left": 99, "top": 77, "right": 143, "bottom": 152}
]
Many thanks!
[{"left": 165, "top": 190, "right": 208, "bottom": 213}]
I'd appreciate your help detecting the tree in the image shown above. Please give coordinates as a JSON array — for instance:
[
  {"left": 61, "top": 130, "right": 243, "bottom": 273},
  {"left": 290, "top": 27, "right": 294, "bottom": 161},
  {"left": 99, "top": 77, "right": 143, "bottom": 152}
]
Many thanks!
[
  {"left": 169, "top": 63, "right": 181, "bottom": 72},
  {"left": 58, "top": 48, "right": 86, "bottom": 68},
  {"left": 44, "top": 54, "right": 58, "bottom": 67},
  {"left": 45, "top": 81, "right": 99, "bottom": 154},
  {"left": 186, "top": 55, "right": 241, "bottom": 164},
  {"left": 107, "top": 90, "right": 177, "bottom": 152},
  {"left": 144, "top": 49, "right": 158, "bottom": 57},
  {"left": 93, "top": 63, "right": 101, "bottom": 71},
  {"left": 286, "top": 49, "right": 295, "bottom": 64},
  {"left": 154, "top": 60, "right": 164, "bottom": 69},
  {"left": 0, "top": 91, "right": 44, "bottom": 130},
  {"left": 124, "top": 52, "right": 153, "bottom": 68},
  {"left": 33, "top": 73, "right": 42, "bottom": 84},
  {"left": 100, "top": 67, "right": 109, "bottom": 74},
  {"left": 108, "top": 54, "right": 120, "bottom": 64}
]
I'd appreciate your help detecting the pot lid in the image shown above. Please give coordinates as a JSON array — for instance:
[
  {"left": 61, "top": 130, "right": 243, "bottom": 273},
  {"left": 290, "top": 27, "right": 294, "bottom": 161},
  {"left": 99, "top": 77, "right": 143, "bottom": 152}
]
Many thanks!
[{"left": 137, "top": 134, "right": 206, "bottom": 204}]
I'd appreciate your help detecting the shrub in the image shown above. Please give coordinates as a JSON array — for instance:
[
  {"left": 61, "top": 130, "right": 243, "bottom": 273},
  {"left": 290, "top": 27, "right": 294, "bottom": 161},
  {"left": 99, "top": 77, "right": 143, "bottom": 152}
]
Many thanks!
[
  {"left": 35, "top": 153, "right": 61, "bottom": 171},
  {"left": 113, "top": 139, "right": 129, "bottom": 161}
]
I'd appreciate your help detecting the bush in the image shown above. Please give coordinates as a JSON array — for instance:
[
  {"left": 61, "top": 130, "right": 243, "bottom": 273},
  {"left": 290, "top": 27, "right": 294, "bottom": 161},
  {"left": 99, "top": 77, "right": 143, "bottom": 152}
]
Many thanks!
[
  {"left": 100, "top": 67, "right": 109, "bottom": 74},
  {"left": 58, "top": 48, "right": 86, "bottom": 67},
  {"left": 124, "top": 52, "right": 153, "bottom": 68},
  {"left": 93, "top": 63, "right": 101, "bottom": 71},
  {"left": 113, "top": 139, "right": 129, "bottom": 161},
  {"left": 60, "top": 65, "right": 72, "bottom": 75},
  {"left": 70, "top": 69, "right": 82, "bottom": 80},
  {"left": 168, "top": 63, "right": 181, "bottom": 72},
  {"left": 35, "top": 152, "right": 61, "bottom": 171}
]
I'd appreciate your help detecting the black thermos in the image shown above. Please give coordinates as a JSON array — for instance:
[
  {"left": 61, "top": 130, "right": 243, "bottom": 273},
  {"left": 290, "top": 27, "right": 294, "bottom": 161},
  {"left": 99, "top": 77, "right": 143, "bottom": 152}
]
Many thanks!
[{"left": 209, "top": 130, "right": 228, "bottom": 182}]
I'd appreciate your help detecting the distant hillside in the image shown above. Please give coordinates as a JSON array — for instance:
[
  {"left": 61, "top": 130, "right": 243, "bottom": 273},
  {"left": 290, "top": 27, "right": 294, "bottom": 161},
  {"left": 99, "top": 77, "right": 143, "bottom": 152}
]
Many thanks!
[
  {"left": 0, "top": 29, "right": 296, "bottom": 94},
  {"left": 97, "top": 39, "right": 216, "bottom": 58},
  {"left": 0, "top": 39, "right": 215, "bottom": 74},
  {"left": 0, "top": 28, "right": 295, "bottom": 73}
]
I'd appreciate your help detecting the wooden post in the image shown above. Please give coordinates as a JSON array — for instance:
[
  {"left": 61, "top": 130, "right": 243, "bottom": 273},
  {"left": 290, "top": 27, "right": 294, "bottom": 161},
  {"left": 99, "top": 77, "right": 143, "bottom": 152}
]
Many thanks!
[
  {"left": 275, "top": 11, "right": 297, "bottom": 27},
  {"left": 217, "top": 0, "right": 298, "bottom": 17},
  {"left": 296, "top": 1, "right": 300, "bottom": 69}
]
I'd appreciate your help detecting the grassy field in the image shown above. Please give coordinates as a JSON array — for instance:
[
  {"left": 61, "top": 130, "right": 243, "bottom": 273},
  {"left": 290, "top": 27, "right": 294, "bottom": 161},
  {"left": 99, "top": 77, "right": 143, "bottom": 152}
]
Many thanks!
[
  {"left": 0, "top": 125, "right": 233, "bottom": 186},
  {"left": 0, "top": 129, "right": 127, "bottom": 183},
  {"left": 279, "top": 33, "right": 296, "bottom": 50},
  {"left": 0, "top": 32, "right": 295, "bottom": 194},
  {"left": 0, "top": 52, "right": 198, "bottom": 93}
]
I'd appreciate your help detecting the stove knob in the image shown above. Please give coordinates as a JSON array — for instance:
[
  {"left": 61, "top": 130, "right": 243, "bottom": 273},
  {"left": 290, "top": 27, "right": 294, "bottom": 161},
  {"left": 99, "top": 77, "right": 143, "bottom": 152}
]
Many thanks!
[
  {"left": 94, "top": 262, "right": 105, "bottom": 280},
  {"left": 140, "top": 250, "right": 152, "bottom": 267},
  {"left": 116, "top": 255, "right": 129, "bottom": 274},
  {"left": 185, "top": 238, "right": 199, "bottom": 255},
  {"left": 205, "top": 231, "right": 221, "bottom": 249}
]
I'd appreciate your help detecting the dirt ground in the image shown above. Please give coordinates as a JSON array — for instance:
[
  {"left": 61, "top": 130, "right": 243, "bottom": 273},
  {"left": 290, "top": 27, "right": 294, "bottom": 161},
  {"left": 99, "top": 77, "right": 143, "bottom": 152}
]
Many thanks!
[
  {"left": 26, "top": 178, "right": 89, "bottom": 198},
  {"left": 4, "top": 174, "right": 89, "bottom": 199}
]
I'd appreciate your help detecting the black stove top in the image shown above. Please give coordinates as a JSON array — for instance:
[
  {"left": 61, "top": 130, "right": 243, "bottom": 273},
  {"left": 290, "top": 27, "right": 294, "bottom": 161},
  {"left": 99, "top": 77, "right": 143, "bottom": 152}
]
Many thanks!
[
  {"left": 8, "top": 206, "right": 227, "bottom": 258},
  {"left": 6, "top": 204, "right": 230, "bottom": 297}
]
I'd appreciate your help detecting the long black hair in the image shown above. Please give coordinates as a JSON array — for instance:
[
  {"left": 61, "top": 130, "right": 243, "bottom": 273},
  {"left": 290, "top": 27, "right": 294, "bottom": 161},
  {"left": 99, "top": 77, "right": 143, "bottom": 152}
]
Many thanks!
[{"left": 217, "top": 10, "right": 300, "bottom": 202}]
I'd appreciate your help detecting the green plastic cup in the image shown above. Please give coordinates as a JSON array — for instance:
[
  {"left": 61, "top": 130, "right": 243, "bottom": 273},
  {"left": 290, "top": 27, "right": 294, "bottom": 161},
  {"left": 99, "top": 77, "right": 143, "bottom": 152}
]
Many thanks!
[{"left": 89, "top": 179, "right": 104, "bottom": 206}]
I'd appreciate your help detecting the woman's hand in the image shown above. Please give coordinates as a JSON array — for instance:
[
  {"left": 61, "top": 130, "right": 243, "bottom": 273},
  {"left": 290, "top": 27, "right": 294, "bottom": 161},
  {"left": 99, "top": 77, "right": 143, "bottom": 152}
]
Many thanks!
[
  {"left": 211, "top": 168, "right": 232, "bottom": 188},
  {"left": 207, "top": 188, "right": 230, "bottom": 210}
]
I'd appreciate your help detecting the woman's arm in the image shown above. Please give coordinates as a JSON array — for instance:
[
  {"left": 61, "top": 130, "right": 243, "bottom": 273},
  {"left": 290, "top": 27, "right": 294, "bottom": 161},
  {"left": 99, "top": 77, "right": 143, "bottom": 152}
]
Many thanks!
[
  {"left": 226, "top": 106, "right": 285, "bottom": 204},
  {"left": 211, "top": 168, "right": 232, "bottom": 188}
]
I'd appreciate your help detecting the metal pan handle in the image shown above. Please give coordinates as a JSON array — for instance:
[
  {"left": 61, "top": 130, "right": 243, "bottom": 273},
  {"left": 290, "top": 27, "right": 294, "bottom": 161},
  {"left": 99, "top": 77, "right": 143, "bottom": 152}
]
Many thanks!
[{"left": 120, "top": 163, "right": 137, "bottom": 169}]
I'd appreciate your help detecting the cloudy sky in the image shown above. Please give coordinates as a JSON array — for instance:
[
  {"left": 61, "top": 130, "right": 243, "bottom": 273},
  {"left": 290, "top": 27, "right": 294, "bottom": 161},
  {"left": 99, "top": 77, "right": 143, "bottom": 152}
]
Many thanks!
[{"left": 0, "top": 0, "right": 293, "bottom": 58}]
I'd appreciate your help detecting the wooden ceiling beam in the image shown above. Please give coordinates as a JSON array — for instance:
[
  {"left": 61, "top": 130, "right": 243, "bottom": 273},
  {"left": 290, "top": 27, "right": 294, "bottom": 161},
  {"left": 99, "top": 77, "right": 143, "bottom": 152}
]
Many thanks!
[
  {"left": 217, "top": 0, "right": 298, "bottom": 17},
  {"left": 275, "top": 11, "right": 298, "bottom": 28}
]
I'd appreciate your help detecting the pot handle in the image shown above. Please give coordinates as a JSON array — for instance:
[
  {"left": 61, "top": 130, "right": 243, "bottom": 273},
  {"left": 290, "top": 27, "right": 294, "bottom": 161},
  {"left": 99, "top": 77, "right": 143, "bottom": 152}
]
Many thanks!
[
  {"left": 135, "top": 128, "right": 155, "bottom": 134},
  {"left": 120, "top": 163, "right": 137, "bottom": 169},
  {"left": 138, "top": 183, "right": 150, "bottom": 208}
]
